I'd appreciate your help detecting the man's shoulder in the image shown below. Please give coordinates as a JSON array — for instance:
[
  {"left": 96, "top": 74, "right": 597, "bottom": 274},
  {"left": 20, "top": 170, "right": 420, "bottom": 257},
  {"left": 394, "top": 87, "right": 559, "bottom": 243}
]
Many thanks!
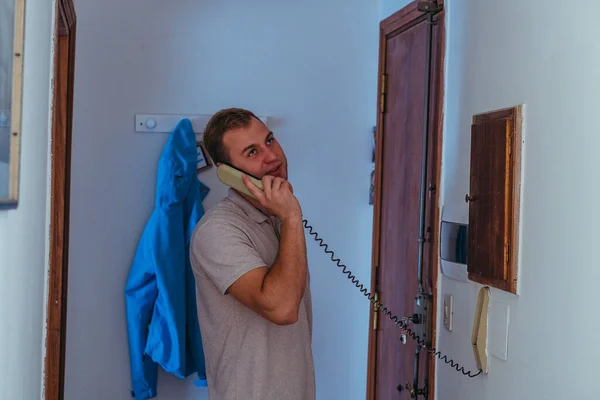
[{"left": 192, "top": 196, "right": 250, "bottom": 240}]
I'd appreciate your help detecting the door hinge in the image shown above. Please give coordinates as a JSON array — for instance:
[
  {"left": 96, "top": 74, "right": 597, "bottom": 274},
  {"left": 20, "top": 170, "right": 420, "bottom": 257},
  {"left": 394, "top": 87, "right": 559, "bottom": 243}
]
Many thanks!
[
  {"left": 417, "top": 0, "right": 443, "bottom": 13},
  {"left": 505, "top": 244, "right": 510, "bottom": 264},
  {"left": 373, "top": 291, "right": 381, "bottom": 331},
  {"left": 379, "top": 74, "right": 387, "bottom": 113}
]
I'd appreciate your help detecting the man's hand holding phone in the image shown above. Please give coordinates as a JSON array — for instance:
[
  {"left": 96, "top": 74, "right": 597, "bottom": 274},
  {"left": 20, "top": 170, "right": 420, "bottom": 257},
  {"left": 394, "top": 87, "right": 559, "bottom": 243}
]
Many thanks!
[{"left": 242, "top": 174, "right": 301, "bottom": 223}]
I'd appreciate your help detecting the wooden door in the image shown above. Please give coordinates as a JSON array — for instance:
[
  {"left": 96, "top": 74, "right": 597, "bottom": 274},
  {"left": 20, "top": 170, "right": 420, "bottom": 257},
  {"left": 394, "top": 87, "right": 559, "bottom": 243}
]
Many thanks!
[
  {"left": 367, "top": 2, "right": 444, "bottom": 399},
  {"left": 44, "top": 1, "right": 76, "bottom": 399}
]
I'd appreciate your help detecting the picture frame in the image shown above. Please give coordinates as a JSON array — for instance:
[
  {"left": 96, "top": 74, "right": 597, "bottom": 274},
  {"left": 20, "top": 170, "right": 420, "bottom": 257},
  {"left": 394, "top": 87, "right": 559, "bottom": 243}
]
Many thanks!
[
  {"left": 0, "top": 0, "right": 26, "bottom": 207},
  {"left": 196, "top": 141, "right": 212, "bottom": 172}
]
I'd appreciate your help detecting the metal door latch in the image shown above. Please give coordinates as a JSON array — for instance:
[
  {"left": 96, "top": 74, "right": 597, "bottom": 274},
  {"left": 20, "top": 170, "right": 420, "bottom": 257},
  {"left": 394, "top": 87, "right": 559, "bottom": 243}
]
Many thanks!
[
  {"left": 411, "top": 293, "right": 433, "bottom": 347},
  {"left": 397, "top": 382, "right": 429, "bottom": 399}
]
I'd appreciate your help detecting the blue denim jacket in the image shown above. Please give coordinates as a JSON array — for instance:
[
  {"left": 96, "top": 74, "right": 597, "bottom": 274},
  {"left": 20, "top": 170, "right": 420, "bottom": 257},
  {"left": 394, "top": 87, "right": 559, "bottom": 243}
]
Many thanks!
[{"left": 125, "top": 119, "right": 209, "bottom": 399}]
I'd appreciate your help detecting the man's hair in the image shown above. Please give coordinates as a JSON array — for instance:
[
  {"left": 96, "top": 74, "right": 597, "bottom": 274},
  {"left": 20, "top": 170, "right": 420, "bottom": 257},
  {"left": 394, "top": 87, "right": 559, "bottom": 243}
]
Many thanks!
[{"left": 202, "top": 108, "right": 260, "bottom": 164}]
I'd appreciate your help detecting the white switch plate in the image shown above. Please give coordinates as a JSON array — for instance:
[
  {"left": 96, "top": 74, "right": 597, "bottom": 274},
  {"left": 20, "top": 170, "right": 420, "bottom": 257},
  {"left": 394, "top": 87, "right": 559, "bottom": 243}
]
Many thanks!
[
  {"left": 444, "top": 294, "right": 453, "bottom": 331},
  {"left": 489, "top": 299, "right": 509, "bottom": 361},
  {"left": 134, "top": 113, "right": 268, "bottom": 134}
]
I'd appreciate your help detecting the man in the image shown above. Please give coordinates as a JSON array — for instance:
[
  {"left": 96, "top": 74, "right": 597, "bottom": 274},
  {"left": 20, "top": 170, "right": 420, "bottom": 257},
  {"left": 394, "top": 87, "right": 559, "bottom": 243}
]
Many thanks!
[{"left": 190, "top": 108, "right": 315, "bottom": 400}]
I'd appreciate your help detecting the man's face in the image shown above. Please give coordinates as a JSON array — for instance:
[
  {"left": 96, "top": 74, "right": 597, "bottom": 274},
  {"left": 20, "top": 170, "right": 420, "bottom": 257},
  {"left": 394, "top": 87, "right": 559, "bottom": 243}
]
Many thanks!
[{"left": 222, "top": 117, "right": 288, "bottom": 180}]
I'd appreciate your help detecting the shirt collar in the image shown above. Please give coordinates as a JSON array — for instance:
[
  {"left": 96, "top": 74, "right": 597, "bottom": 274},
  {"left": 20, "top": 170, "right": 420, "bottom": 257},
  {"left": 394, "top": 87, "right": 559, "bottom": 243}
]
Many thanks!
[{"left": 225, "top": 188, "right": 271, "bottom": 224}]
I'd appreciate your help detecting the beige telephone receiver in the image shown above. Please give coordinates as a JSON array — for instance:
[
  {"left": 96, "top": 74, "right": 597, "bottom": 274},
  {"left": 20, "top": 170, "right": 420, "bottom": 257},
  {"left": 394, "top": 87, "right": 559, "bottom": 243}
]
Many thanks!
[
  {"left": 216, "top": 163, "right": 263, "bottom": 199},
  {"left": 471, "top": 286, "right": 490, "bottom": 374}
]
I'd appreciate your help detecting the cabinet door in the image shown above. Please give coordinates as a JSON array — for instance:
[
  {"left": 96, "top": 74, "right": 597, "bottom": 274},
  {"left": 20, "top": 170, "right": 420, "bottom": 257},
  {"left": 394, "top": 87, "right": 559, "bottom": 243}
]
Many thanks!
[{"left": 467, "top": 106, "right": 521, "bottom": 294}]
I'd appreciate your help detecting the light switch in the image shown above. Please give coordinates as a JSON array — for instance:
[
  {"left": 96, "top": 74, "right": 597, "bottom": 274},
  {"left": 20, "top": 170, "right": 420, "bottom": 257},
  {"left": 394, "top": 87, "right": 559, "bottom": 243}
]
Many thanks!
[{"left": 444, "top": 294, "right": 453, "bottom": 331}]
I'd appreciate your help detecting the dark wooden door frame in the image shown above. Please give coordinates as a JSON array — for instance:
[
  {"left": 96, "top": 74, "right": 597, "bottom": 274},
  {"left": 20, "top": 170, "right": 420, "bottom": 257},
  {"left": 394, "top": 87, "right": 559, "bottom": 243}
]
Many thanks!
[
  {"left": 44, "top": 0, "right": 76, "bottom": 399},
  {"left": 366, "top": 1, "right": 445, "bottom": 399}
]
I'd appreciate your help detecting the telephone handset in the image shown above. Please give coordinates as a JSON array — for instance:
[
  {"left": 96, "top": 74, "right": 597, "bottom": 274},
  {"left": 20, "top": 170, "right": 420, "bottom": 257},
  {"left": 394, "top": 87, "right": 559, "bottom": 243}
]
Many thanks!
[
  {"left": 215, "top": 163, "right": 483, "bottom": 379},
  {"left": 216, "top": 163, "right": 263, "bottom": 199}
]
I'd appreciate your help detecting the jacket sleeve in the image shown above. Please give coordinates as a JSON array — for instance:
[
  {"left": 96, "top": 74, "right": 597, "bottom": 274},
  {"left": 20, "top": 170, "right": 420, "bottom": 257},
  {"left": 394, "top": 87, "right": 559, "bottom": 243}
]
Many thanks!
[{"left": 125, "top": 229, "right": 159, "bottom": 400}]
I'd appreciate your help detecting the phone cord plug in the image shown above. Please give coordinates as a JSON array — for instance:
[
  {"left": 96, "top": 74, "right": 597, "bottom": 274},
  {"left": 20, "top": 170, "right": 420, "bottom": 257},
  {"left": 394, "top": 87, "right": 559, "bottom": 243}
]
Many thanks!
[{"left": 302, "top": 218, "right": 483, "bottom": 379}]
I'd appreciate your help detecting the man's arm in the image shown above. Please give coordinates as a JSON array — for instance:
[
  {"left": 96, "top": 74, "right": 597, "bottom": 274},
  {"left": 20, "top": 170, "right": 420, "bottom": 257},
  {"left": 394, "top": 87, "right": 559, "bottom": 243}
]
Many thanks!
[
  {"left": 227, "top": 214, "right": 307, "bottom": 325},
  {"left": 226, "top": 175, "right": 307, "bottom": 326}
]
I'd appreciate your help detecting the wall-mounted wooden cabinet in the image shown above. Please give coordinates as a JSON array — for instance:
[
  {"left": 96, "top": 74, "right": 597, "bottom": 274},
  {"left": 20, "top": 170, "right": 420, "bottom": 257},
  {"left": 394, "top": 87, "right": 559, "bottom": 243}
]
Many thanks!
[{"left": 466, "top": 105, "right": 522, "bottom": 294}]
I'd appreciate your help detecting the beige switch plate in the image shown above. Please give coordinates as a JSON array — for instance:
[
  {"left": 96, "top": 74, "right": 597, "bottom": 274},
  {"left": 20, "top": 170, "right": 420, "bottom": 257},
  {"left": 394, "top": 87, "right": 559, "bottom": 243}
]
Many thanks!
[
  {"left": 444, "top": 294, "right": 453, "bottom": 331},
  {"left": 489, "top": 300, "right": 509, "bottom": 361}
]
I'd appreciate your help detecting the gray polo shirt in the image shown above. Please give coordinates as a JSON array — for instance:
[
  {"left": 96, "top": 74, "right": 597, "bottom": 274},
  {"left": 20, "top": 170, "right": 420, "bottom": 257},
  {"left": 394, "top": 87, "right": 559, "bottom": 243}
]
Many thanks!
[{"left": 190, "top": 188, "right": 315, "bottom": 400}]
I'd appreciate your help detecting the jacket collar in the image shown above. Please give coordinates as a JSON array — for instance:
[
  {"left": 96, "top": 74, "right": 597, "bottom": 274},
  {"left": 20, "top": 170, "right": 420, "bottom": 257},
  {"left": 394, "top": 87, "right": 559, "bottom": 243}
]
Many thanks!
[{"left": 225, "top": 188, "right": 271, "bottom": 224}]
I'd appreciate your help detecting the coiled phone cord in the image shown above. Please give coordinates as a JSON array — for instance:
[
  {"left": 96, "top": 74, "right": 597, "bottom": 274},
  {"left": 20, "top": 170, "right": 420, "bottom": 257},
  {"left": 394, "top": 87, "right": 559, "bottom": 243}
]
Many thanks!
[{"left": 302, "top": 219, "right": 483, "bottom": 378}]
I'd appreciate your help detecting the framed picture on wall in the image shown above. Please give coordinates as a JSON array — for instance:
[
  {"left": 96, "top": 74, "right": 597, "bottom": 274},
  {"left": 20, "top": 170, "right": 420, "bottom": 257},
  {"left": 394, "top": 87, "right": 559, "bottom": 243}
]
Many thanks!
[
  {"left": 196, "top": 141, "right": 212, "bottom": 172},
  {"left": 0, "top": 0, "right": 26, "bottom": 207}
]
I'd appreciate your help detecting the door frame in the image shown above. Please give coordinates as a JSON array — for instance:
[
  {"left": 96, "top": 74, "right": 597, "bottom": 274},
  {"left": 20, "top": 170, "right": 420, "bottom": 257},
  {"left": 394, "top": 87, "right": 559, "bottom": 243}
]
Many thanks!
[
  {"left": 366, "top": 1, "right": 445, "bottom": 399},
  {"left": 44, "top": 0, "right": 76, "bottom": 399}
]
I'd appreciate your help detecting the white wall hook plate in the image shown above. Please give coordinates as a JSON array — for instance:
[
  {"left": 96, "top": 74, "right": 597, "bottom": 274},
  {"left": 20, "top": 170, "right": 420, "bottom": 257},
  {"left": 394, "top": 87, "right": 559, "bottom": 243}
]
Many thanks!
[{"left": 135, "top": 113, "right": 268, "bottom": 134}]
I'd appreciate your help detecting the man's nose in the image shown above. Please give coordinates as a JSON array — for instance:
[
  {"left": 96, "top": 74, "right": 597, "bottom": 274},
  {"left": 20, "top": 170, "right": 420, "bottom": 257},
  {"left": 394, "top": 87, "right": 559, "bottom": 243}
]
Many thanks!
[{"left": 262, "top": 147, "right": 277, "bottom": 163}]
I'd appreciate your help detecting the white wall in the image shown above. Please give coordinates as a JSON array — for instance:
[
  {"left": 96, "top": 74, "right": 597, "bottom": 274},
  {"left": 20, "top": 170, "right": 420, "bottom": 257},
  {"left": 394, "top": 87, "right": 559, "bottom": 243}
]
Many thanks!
[
  {"left": 436, "top": 0, "right": 600, "bottom": 398},
  {"left": 0, "top": 0, "right": 56, "bottom": 398},
  {"left": 65, "top": 0, "right": 378, "bottom": 399},
  {"left": 380, "top": 0, "right": 412, "bottom": 20}
]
